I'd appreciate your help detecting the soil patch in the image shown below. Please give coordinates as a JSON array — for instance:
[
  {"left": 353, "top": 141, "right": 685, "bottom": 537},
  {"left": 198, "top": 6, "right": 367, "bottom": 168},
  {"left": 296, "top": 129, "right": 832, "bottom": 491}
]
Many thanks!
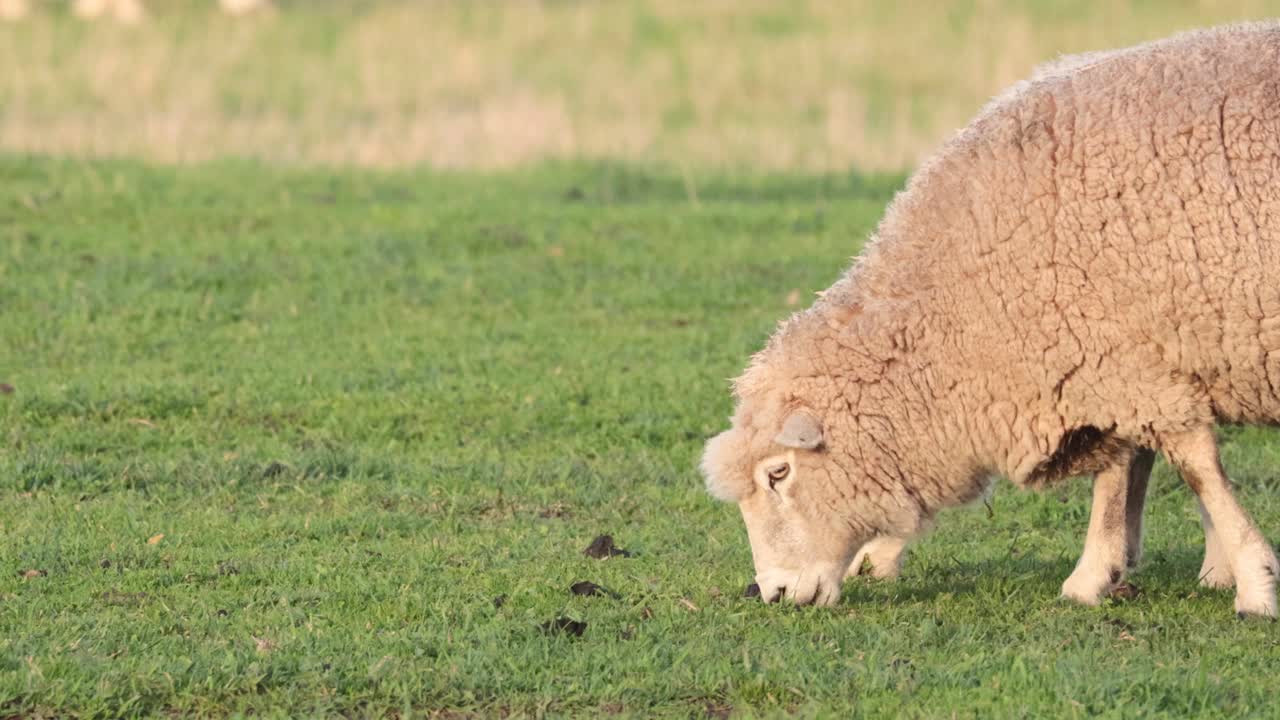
[
  {"left": 540, "top": 617, "right": 587, "bottom": 637},
  {"left": 570, "top": 581, "right": 619, "bottom": 599},
  {"left": 583, "top": 535, "right": 631, "bottom": 559}
]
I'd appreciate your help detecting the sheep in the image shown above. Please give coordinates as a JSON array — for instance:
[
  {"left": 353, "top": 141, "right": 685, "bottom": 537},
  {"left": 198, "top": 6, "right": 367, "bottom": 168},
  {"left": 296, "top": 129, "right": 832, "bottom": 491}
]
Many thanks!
[
  {"left": 702, "top": 22, "right": 1280, "bottom": 618},
  {"left": 71, "top": 0, "right": 145, "bottom": 23},
  {"left": 0, "top": 0, "right": 269, "bottom": 22},
  {"left": 71, "top": 0, "right": 269, "bottom": 20},
  {"left": 0, "top": 0, "right": 27, "bottom": 19}
]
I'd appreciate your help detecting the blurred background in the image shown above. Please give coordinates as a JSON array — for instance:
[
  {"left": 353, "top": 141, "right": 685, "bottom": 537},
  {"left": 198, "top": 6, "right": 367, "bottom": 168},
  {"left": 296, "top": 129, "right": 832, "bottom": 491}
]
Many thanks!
[{"left": 3, "top": 0, "right": 1280, "bottom": 173}]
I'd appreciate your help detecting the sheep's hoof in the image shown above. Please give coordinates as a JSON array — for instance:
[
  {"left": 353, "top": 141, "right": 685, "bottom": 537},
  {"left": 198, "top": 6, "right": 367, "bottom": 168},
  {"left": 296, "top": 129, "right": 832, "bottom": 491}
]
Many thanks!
[
  {"left": 1234, "top": 605, "right": 1277, "bottom": 621},
  {"left": 1060, "top": 573, "right": 1109, "bottom": 607},
  {"left": 1233, "top": 590, "right": 1278, "bottom": 619}
]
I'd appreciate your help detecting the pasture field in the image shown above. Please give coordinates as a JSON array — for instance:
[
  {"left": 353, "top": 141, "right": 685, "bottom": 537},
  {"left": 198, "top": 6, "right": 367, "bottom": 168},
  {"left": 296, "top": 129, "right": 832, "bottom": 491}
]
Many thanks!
[
  {"left": 3, "top": 157, "right": 1280, "bottom": 718},
  {"left": 5, "top": 1, "right": 1280, "bottom": 171}
]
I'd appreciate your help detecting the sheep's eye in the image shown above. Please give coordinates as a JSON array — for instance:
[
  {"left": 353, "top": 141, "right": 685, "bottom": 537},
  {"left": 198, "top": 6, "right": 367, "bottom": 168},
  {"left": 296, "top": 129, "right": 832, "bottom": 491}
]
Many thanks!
[{"left": 766, "top": 463, "right": 790, "bottom": 488}]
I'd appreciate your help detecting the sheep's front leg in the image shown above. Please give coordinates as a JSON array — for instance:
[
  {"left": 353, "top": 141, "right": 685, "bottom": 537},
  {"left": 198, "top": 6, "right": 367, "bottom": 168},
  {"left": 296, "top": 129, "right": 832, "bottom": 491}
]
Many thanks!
[
  {"left": 1122, "top": 440, "right": 1232, "bottom": 589},
  {"left": 1061, "top": 451, "right": 1143, "bottom": 605},
  {"left": 1164, "top": 428, "right": 1278, "bottom": 617},
  {"left": 1122, "top": 448, "right": 1155, "bottom": 569},
  {"left": 1197, "top": 499, "right": 1236, "bottom": 588},
  {"left": 844, "top": 536, "right": 908, "bottom": 580},
  {"left": 1112, "top": 446, "right": 1233, "bottom": 588}
]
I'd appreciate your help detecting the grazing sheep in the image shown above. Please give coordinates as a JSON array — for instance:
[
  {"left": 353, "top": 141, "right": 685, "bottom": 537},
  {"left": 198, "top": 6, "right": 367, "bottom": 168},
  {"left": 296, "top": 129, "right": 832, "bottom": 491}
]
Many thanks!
[
  {"left": 72, "top": 0, "right": 145, "bottom": 23},
  {"left": 72, "top": 0, "right": 269, "bottom": 21},
  {"left": 216, "top": 0, "right": 267, "bottom": 16},
  {"left": 0, "top": 0, "right": 270, "bottom": 22},
  {"left": 0, "top": 0, "right": 26, "bottom": 19},
  {"left": 703, "top": 22, "right": 1280, "bottom": 617}
]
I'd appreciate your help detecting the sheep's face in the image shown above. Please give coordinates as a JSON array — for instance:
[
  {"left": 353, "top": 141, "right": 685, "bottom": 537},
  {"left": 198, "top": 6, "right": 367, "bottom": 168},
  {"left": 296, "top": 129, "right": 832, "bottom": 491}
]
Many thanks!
[{"left": 702, "top": 409, "right": 863, "bottom": 606}]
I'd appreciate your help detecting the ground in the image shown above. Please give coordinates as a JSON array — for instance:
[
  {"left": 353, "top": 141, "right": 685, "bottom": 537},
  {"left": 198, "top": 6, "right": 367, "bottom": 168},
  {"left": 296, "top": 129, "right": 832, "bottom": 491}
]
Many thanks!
[
  {"left": 2, "top": 158, "right": 1280, "bottom": 718},
  {"left": 4, "top": 1, "right": 1280, "bottom": 171}
]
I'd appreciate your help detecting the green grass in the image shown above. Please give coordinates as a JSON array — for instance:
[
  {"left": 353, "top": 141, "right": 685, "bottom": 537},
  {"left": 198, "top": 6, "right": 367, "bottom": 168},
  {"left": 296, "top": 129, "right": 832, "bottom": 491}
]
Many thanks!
[{"left": 3, "top": 157, "right": 1280, "bottom": 718}]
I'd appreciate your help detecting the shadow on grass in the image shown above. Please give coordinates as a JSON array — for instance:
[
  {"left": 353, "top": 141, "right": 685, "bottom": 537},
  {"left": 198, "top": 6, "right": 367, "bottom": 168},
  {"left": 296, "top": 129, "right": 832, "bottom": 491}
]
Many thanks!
[{"left": 841, "top": 547, "right": 1213, "bottom": 606}]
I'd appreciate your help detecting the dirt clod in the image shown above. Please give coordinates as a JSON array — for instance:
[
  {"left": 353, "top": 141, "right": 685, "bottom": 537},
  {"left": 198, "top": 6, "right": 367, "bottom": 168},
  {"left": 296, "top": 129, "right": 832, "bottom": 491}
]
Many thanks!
[
  {"left": 540, "top": 617, "right": 587, "bottom": 637},
  {"left": 538, "top": 503, "right": 571, "bottom": 519},
  {"left": 20, "top": 568, "right": 46, "bottom": 579},
  {"left": 571, "top": 581, "right": 602, "bottom": 596},
  {"left": 262, "top": 461, "right": 288, "bottom": 478},
  {"left": 0, "top": 383, "right": 13, "bottom": 395},
  {"left": 584, "top": 534, "right": 631, "bottom": 559},
  {"left": 98, "top": 590, "right": 148, "bottom": 606},
  {"left": 1104, "top": 617, "right": 1134, "bottom": 632},
  {"left": 1108, "top": 582, "right": 1141, "bottom": 601},
  {"left": 570, "top": 581, "right": 619, "bottom": 599},
  {"left": 743, "top": 583, "right": 761, "bottom": 599},
  {"left": 703, "top": 702, "right": 733, "bottom": 720}
]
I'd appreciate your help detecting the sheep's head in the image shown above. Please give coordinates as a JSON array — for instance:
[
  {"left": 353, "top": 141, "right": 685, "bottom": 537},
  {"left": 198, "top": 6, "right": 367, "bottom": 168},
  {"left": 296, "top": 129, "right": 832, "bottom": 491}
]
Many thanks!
[{"left": 701, "top": 403, "right": 867, "bottom": 607}]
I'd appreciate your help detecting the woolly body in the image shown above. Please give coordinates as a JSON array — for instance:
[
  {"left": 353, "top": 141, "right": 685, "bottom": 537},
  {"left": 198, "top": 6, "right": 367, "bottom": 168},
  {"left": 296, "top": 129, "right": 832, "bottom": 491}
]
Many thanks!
[{"left": 706, "top": 23, "right": 1280, "bottom": 613}]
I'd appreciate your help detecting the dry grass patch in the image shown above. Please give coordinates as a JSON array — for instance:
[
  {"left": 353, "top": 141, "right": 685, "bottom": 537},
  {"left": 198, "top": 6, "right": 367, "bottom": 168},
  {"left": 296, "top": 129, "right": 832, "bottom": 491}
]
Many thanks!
[{"left": 2, "top": 1, "right": 1280, "bottom": 170}]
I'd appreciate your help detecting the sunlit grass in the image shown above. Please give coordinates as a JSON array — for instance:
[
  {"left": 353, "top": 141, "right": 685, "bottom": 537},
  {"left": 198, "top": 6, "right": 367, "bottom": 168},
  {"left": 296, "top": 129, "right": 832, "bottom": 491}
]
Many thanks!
[
  {"left": 3, "top": 1, "right": 1280, "bottom": 170},
  {"left": 2, "top": 157, "right": 1280, "bottom": 717}
]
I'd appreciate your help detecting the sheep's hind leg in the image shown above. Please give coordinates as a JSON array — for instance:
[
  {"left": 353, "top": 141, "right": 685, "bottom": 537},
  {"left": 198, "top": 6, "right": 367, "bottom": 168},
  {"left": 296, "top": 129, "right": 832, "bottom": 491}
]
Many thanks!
[
  {"left": 1164, "top": 427, "right": 1277, "bottom": 618},
  {"left": 1061, "top": 453, "right": 1139, "bottom": 605}
]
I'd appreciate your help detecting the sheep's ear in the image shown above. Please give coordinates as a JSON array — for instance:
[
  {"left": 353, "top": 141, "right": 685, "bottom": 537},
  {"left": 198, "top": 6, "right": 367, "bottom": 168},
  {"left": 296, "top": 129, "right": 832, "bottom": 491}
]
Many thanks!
[{"left": 775, "top": 412, "right": 822, "bottom": 449}]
